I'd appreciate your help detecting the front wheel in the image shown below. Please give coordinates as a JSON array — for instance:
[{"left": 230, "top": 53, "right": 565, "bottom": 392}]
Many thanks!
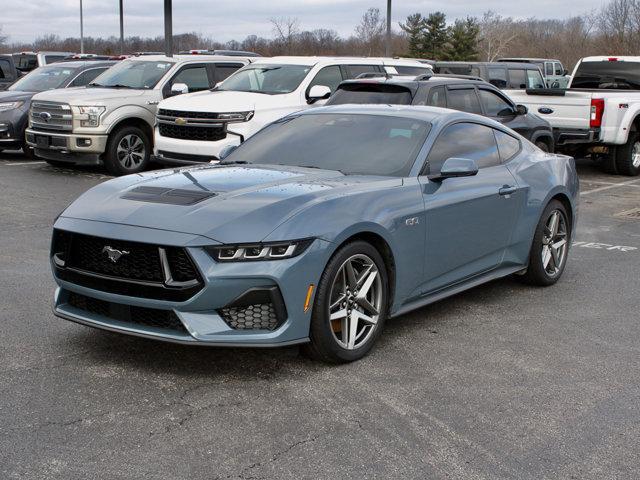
[
  {"left": 103, "top": 126, "right": 150, "bottom": 176},
  {"left": 535, "top": 140, "right": 550, "bottom": 153},
  {"left": 302, "top": 241, "right": 389, "bottom": 363},
  {"left": 615, "top": 132, "right": 640, "bottom": 176},
  {"left": 518, "top": 200, "right": 570, "bottom": 286}
]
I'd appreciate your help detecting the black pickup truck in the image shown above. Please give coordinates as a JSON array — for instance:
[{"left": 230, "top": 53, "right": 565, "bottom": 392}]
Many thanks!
[{"left": 0, "top": 55, "right": 21, "bottom": 91}]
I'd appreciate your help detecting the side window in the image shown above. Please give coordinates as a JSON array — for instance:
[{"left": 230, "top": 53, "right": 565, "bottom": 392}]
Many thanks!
[
  {"left": 477, "top": 89, "right": 514, "bottom": 117},
  {"left": 308, "top": 65, "right": 343, "bottom": 93},
  {"left": 508, "top": 69, "right": 527, "bottom": 89},
  {"left": 393, "top": 65, "right": 432, "bottom": 76},
  {"left": 214, "top": 63, "right": 244, "bottom": 83},
  {"left": 171, "top": 65, "right": 210, "bottom": 92},
  {"left": 487, "top": 68, "right": 507, "bottom": 88},
  {"left": 343, "top": 64, "right": 382, "bottom": 79},
  {"left": 446, "top": 88, "right": 483, "bottom": 115},
  {"left": 0, "top": 59, "right": 13, "bottom": 80},
  {"left": 555, "top": 62, "right": 564, "bottom": 75},
  {"left": 426, "top": 122, "right": 500, "bottom": 175},
  {"left": 44, "top": 55, "right": 67, "bottom": 65},
  {"left": 425, "top": 86, "right": 446, "bottom": 107},
  {"left": 68, "top": 68, "right": 107, "bottom": 87},
  {"left": 494, "top": 129, "right": 521, "bottom": 162},
  {"left": 526, "top": 69, "right": 545, "bottom": 89},
  {"left": 545, "top": 63, "right": 554, "bottom": 76}
]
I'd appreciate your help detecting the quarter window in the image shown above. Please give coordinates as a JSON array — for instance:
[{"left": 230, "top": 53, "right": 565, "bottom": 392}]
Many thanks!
[
  {"left": 494, "top": 130, "right": 521, "bottom": 162},
  {"left": 0, "top": 59, "right": 13, "bottom": 80},
  {"left": 488, "top": 68, "right": 507, "bottom": 88},
  {"left": 477, "top": 89, "right": 514, "bottom": 117},
  {"left": 446, "top": 88, "right": 483, "bottom": 115},
  {"left": 308, "top": 65, "right": 343, "bottom": 93},
  {"left": 426, "top": 122, "right": 500, "bottom": 175}
]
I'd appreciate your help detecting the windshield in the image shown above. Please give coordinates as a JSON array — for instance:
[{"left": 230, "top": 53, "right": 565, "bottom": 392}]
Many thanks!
[
  {"left": 571, "top": 61, "right": 640, "bottom": 90},
  {"left": 90, "top": 60, "right": 173, "bottom": 89},
  {"left": 218, "top": 64, "right": 311, "bottom": 94},
  {"left": 328, "top": 84, "right": 413, "bottom": 106},
  {"left": 9, "top": 65, "right": 78, "bottom": 92},
  {"left": 223, "top": 113, "right": 430, "bottom": 176}
]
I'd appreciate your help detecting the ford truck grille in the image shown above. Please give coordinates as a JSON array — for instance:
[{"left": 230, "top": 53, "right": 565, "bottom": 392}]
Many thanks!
[{"left": 31, "top": 102, "right": 73, "bottom": 132}]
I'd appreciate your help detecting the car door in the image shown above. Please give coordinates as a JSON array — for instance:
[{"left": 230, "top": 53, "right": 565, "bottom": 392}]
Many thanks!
[
  {"left": 418, "top": 121, "right": 521, "bottom": 293},
  {"left": 444, "top": 85, "right": 484, "bottom": 115},
  {"left": 476, "top": 87, "right": 529, "bottom": 135}
]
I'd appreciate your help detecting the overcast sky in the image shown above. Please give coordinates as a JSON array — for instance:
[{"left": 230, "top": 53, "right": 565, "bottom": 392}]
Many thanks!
[{"left": 2, "top": 0, "right": 604, "bottom": 44}]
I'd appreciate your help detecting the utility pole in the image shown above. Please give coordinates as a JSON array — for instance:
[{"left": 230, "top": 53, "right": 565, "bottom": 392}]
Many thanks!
[
  {"left": 79, "top": 0, "right": 84, "bottom": 54},
  {"left": 119, "top": 0, "right": 124, "bottom": 55},
  {"left": 385, "top": 0, "right": 392, "bottom": 57},
  {"left": 164, "top": 0, "right": 173, "bottom": 57}
]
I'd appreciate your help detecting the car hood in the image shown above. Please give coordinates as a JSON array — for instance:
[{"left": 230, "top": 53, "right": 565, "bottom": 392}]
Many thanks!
[
  {"left": 0, "top": 90, "right": 34, "bottom": 102},
  {"left": 60, "top": 165, "right": 398, "bottom": 244},
  {"left": 32, "top": 86, "right": 148, "bottom": 104},
  {"left": 160, "top": 90, "right": 288, "bottom": 113}
]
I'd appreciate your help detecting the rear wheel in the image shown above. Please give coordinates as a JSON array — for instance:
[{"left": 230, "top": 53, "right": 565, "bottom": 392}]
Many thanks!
[
  {"left": 615, "top": 132, "right": 640, "bottom": 176},
  {"left": 519, "top": 200, "right": 570, "bottom": 286},
  {"left": 103, "top": 126, "right": 150, "bottom": 176},
  {"left": 302, "top": 241, "right": 388, "bottom": 363}
]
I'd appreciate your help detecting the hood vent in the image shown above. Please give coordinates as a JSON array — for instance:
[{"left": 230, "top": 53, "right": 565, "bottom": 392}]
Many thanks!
[{"left": 121, "top": 186, "right": 216, "bottom": 205}]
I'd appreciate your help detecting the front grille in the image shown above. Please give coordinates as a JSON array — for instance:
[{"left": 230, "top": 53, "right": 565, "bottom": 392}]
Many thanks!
[
  {"left": 218, "top": 303, "right": 280, "bottom": 330},
  {"left": 159, "top": 109, "right": 223, "bottom": 120},
  {"left": 67, "top": 292, "right": 187, "bottom": 333},
  {"left": 30, "top": 102, "right": 73, "bottom": 132},
  {"left": 52, "top": 229, "right": 203, "bottom": 301},
  {"left": 158, "top": 123, "right": 226, "bottom": 142}
]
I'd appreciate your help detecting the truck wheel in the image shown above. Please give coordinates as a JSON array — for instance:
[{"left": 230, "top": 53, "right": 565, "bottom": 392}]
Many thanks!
[
  {"left": 598, "top": 151, "right": 618, "bottom": 175},
  {"left": 104, "top": 126, "right": 150, "bottom": 176},
  {"left": 535, "top": 140, "right": 550, "bottom": 153},
  {"left": 615, "top": 132, "right": 640, "bottom": 176}
]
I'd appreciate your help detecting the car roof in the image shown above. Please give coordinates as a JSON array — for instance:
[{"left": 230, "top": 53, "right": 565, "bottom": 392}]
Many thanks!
[
  {"left": 47, "top": 60, "right": 117, "bottom": 69},
  {"left": 498, "top": 57, "right": 560, "bottom": 63},
  {"left": 251, "top": 56, "right": 428, "bottom": 67},
  {"left": 337, "top": 75, "right": 491, "bottom": 93},
  {"left": 124, "top": 54, "right": 254, "bottom": 63},
  {"left": 436, "top": 61, "right": 541, "bottom": 69}
]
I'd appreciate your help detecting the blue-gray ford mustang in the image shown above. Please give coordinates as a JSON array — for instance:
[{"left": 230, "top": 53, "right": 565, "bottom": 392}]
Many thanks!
[{"left": 51, "top": 105, "right": 579, "bottom": 362}]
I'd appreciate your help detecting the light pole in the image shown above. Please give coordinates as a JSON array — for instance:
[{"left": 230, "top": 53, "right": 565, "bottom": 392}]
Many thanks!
[
  {"left": 385, "top": 0, "right": 392, "bottom": 57},
  {"left": 164, "top": 0, "right": 173, "bottom": 57},
  {"left": 119, "top": 0, "right": 124, "bottom": 55},
  {"left": 79, "top": 0, "right": 84, "bottom": 54}
]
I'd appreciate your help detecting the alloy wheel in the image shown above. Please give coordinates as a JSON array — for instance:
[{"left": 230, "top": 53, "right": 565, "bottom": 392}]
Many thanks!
[
  {"left": 541, "top": 209, "right": 568, "bottom": 276},
  {"left": 328, "top": 254, "right": 383, "bottom": 350},
  {"left": 116, "top": 134, "right": 146, "bottom": 170}
]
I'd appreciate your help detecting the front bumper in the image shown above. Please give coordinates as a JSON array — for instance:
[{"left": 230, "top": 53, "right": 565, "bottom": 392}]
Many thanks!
[
  {"left": 154, "top": 126, "right": 240, "bottom": 165},
  {"left": 0, "top": 107, "right": 29, "bottom": 149},
  {"left": 25, "top": 129, "right": 108, "bottom": 164},
  {"left": 51, "top": 218, "right": 331, "bottom": 347}
]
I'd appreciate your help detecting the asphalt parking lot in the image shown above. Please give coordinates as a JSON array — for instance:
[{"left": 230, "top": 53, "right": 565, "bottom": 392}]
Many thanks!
[{"left": 0, "top": 151, "right": 639, "bottom": 480}]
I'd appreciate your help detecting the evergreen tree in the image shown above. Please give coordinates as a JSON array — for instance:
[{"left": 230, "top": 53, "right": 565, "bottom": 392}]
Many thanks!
[
  {"left": 399, "top": 13, "right": 425, "bottom": 57},
  {"left": 423, "top": 12, "right": 449, "bottom": 60},
  {"left": 444, "top": 17, "right": 480, "bottom": 61}
]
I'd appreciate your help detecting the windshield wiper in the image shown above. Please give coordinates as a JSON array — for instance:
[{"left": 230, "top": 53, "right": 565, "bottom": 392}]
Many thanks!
[{"left": 219, "top": 160, "right": 249, "bottom": 165}]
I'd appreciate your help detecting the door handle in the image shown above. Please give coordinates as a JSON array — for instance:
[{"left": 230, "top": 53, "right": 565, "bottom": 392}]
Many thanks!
[{"left": 499, "top": 185, "right": 518, "bottom": 196}]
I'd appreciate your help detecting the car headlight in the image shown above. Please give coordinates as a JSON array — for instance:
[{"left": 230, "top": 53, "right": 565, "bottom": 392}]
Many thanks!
[
  {"left": 218, "top": 111, "right": 254, "bottom": 123},
  {"left": 76, "top": 106, "right": 106, "bottom": 127},
  {"left": 206, "top": 238, "right": 313, "bottom": 262},
  {"left": 0, "top": 101, "right": 24, "bottom": 112}
]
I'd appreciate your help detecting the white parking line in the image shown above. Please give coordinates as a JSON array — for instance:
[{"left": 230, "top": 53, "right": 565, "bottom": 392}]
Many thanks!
[
  {"left": 581, "top": 178, "right": 640, "bottom": 195},
  {"left": 2, "top": 161, "right": 46, "bottom": 166}
]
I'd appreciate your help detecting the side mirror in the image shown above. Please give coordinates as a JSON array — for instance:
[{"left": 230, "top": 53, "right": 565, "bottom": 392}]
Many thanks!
[
  {"left": 516, "top": 104, "right": 528, "bottom": 115},
  {"left": 218, "top": 144, "right": 238, "bottom": 160},
  {"left": 171, "top": 83, "right": 189, "bottom": 96},
  {"left": 307, "top": 85, "right": 331, "bottom": 104},
  {"left": 430, "top": 158, "right": 479, "bottom": 181}
]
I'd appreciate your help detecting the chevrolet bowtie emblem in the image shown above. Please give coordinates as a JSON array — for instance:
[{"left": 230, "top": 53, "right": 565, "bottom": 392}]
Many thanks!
[
  {"left": 175, "top": 117, "right": 187, "bottom": 125},
  {"left": 102, "top": 246, "right": 130, "bottom": 263}
]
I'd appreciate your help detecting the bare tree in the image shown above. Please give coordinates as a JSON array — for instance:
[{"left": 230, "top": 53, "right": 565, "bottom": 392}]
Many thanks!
[
  {"left": 478, "top": 11, "right": 519, "bottom": 61},
  {"left": 0, "top": 25, "right": 7, "bottom": 47},
  {"left": 271, "top": 17, "right": 300, "bottom": 54},
  {"left": 355, "top": 7, "right": 386, "bottom": 56}
]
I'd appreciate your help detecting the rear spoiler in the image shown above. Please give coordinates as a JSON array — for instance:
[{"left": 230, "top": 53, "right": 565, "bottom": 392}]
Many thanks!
[{"left": 525, "top": 88, "right": 567, "bottom": 96}]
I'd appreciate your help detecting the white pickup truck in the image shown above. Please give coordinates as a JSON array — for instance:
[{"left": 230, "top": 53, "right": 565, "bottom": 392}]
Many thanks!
[{"left": 508, "top": 56, "right": 640, "bottom": 176}]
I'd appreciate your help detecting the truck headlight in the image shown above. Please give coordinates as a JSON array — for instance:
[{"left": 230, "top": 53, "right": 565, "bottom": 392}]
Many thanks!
[
  {"left": 0, "top": 101, "right": 24, "bottom": 112},
  {"left": 76, "top": 106, "right": 106, "bottom": 127},
  {"left": 218, "top": 111, "right": 254, "bottom": 123},
  {"left": 206, "top": 239, "right": 313, "bottom": 262}
]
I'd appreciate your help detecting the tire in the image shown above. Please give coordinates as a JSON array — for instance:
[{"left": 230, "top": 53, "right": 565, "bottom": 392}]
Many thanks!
[
  {"left": 302, "top": 241, "right": 389, "bottom": 363},
  {"left": 45, "top": 159, "right": 72, "bottom": 168},
  {"left": 22, "top": 145, "right": 36, "bottom": 160},
  {"left": 598, "top": 151, "right": 618, "bottom": 175},
  {"left": 518, "top": 200, "right": 570, "bottom": 286},
  {"left": 535, "top": 140, "right": 550, "bottom": 153},
  {"left": 615, "top": 132, "right": 640, "bottom": 176},
  {"left": 103, "top": 126, "right": 150, "bottom": 176}
]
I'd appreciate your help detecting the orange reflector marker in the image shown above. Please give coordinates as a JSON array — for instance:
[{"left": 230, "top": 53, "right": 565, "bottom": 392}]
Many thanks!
[{"left": 303, "top": 284, "right": 315, "bottom": 312}]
